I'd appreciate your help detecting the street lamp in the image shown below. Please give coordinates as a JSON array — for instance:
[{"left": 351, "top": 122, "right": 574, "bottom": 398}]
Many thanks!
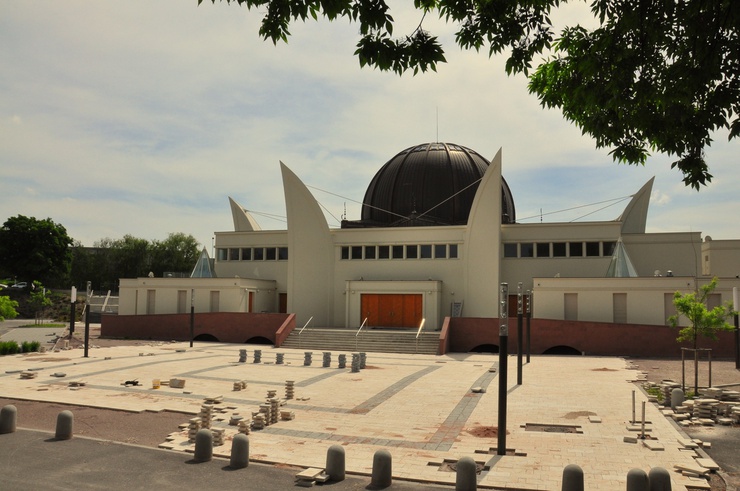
[
  {"left": 69, "top": 286, "right": 77, "bottom": 340},
  {"left": 84, "top": 281, "right": 91, "bottom": 358},
  {"left": 190, "top": 289, "right": 195, "bottom": 348},
  {"left": 497, "top": 282, "right": 509, "bottom": 456},
  {"left": 517, "top": 282, "right": 523, "bottom": 385},
  {"left": 734, "top": 287, "right": 739, "bottom": 370}
]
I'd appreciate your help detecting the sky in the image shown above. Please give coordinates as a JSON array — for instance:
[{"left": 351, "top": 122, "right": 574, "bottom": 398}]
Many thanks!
[{"left": 1, "top": 1, "right": 738, "bottom": 252}]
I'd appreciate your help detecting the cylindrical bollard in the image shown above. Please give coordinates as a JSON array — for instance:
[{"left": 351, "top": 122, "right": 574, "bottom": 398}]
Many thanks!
[
  {"left": 371, "top": 449, "right": 392, "bottom": 488},
  {"left": 229, "top": 433, "right": 249, "bottom": 469},
  {"left": 648, "top": 467, "right": 672, "bottom": 491},
  {"left": 193, "top": 428, "right": 213, "bottom": 462},
  {"left": 455, "top": 456, "right": 477, "bottom": 491},
  {"left": 55, "top": 410, "right": 74, "bottom": 440},
  {"left": 0, "top": 405, "right": 17, "bottom": 434},
  {"left": 561, "top": 464, "right": 584, "bottom": 491},
  {"left": 325, "top": 444, "right": 346, "bottom": 482},
  {"left": 670, "top": 388, "right": 684, "bottom": 411},
  {"left": 626, "top": 468, "right": 649, "bottom": 491}
]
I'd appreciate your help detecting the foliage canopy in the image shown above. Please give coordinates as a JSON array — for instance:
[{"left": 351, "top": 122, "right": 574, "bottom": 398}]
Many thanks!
[
  {"left": 668, "top": 277, "right": 735, "bottom": 349},
  {"left": 0, "top": 295, "right": 19, "bottom": 322},
  {"left": 201, "top": 0, "right": 740, "bottom": 189}
]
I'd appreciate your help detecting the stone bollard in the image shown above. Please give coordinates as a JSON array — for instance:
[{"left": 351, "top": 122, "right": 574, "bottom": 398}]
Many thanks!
[
  {"left": 626, "top": 468, "right": 649, "bottom": 491},
  {"left": 0, "top": 405, "right": 17, "bottom": 434},
  {"left": 238, "top": 349, "right": 247, "bottom": 363},
  {"left": 337, "top": 354, "right": 347, "bottom": 369},
  {"left": 351, "top": 353, "right": 360, "bottom": 373},
  {"left": 323, "top": 352, "right": 332, "bottom": 368},
  {"left": 193, "top": 428, "right": 213, "bottom": 462},
  {"left": 304, "top": 352, "right": 312, "bottom": 366},
  {"left": 455, "top": 456, "right": 477, "bottom": 491},
  {"left": 648, "top": 467, "right": 672, "bottom": 491},
  {"left": 55, "top": 410, "right": 74, "bottom": 440},
  {"left": 371, "top": 449, "right": 392, "bottom": 488},
  {"left": 229, "top": 433, "right": 249, "bottom": 469},
  {"left": 276, "top": 353, "right": 284, "bottom": 365},
  {"left": 325, "top": 444, "right": 346, "bottom": 482},
  {"left": 359, "top": 352, "right": 367, "bottom": 369},
  {"left": 561, "top": 464, "right": 584, "bottom": 491},
  {"left": 253, "top": 349, "right": 262, "bottom": 363},
  {"left": 670, "top": 388, "right": 684, "bottom": 411}
]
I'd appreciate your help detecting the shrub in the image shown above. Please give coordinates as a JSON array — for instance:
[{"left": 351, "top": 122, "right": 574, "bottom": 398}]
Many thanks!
[
  {"left": 0, "top": 341, "right": 20, "bottom": 355},
  {"left": 21, "top": 341, "right": 40, "bottom": 353}
]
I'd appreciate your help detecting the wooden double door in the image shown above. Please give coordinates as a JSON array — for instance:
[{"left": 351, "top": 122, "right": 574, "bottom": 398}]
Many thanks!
[{"left": 360, "top": 293, "right": 423, "bottom": 328}]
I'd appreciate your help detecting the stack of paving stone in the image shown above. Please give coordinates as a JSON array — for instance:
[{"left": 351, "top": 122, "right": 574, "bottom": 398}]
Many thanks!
[
  {"left": 187, "top": 417, "right": 202, "bottom": 443},
  {"left": 204, "top": 395, "right": 223, "bottom": 405},
  {"left": 322, "top": 352, "right": 331, "bottom": 367},
  {"left": 169, "top": 378, "right": 186, "bottom": 389},
  {"left": 233, "top": 380, "right": 247, "bottom": 391},
  {"left": 238, "top": 349, "right": 247, "bottom": 363},
  {"left": 211, "top": 427, "right": 225, "bottom": 446},
  {"left": 269, "top": 398, "right": 280, "bottom": 425},
  {"left": 304, "top": 352, "right": 312, "bottom": 366},
  {"left": 692, "top": 398, "right": 719, "bottom": 424},
  {"left": 259, "top": 404, "right": 272, "bottom": 426},
  {"left": 252, "top": 412, "right": 266, "bottom": 430},
  {"left": 276, "top": 353, "right": 284, "bottom": 365},
  {"left": 199, "top": 404, "right": 214, "bottom": 429},
  {"left": 337, "top": 354, "right": 346, "bottom": 369},
  {"left": 730, "top": 405, "right": 740, "bottom": 424},
  {"left": 20, "top": 371, "right": 38, "bottom": 379},
  {"left": 285, "top": 380, "right": 295, "bottom": 399},
  {"left": 253, "top": 349, "right": 262, "bottom": 363},
  {"left": 238, "top": 416, "right": 252, "bottom": 435},
  {"left": 660, "top": 381, "right": 681, "bottom": 406},
  {"left": 351, "top": 353, "right": 360, "bottom": 373},
  {"left": 280, "top": 410, "right": 295, "bottom": 421},
  {"left": 229, "top": 413, "right": 244, "bottom": 426}
]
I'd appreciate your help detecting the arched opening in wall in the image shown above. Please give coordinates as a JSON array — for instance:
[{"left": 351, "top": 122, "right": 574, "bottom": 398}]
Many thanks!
[
  {"left": 469, "top": 344, "right": 499, "bottom": 353},
  {"left": 542, "top": 345, "right": 582, "bottom": 355},
  {"left": 245, "top": 336, "right": 273, "bottom": 345},
  {"left": 193, "top": 333, "right": 219, "bottom": 342}
]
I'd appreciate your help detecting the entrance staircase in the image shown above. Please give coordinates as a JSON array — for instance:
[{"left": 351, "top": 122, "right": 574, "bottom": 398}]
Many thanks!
[{"left": 280, "top": 327, "right": 439, "bottom": 355}]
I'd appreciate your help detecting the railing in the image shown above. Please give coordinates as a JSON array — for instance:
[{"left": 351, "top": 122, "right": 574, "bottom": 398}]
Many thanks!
[
  {"left": 355, "top": 317, "right": 368, "bottom": 351},
  {"left": 298, "top": 316, "right": 313, "bottom": 349},
  {"left": 415, "top": 318, "right": 426, "bottom": 353}
]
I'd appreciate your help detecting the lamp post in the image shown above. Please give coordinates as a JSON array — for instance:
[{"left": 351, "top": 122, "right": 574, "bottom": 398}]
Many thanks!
[
  {"left": 517, "top": 282, "right": 523, "bottom": 385},
  {"left": 526, "top": 290, "right": 532, "bottom": 363},
  {"left": 190, "top": 289, "right": 195, "bottom": 348},
  {"left": 497, "top": 282, "right": 509, "bottom": 456},
  {"left": 84, "top": 281, "right": 91, "bottom": 358},
  {"left": 734, "top": 287, "right": 739, "bottom": 370},
  {"left": 69, "top": 286, "right": 77, "bottom": 340}
]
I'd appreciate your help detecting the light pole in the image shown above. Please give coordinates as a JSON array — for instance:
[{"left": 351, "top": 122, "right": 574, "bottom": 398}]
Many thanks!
[
  {"left": 517, "top": 283, "right": 523, "bottom": 385},
  {"left": 69, "top": 286, "right": 77, "bottom": 340},
  {"left": 526, "top": 290, "right": 532, "bottom": 363},
  {"left": 734, "top": 287, "right": 739, "bottom": 370},
  {"left": 84, "top": 281, "right": 91, "bottom": 358},
  {"left": 497, "top": 282, "right": 509, "bottom": 456},
  {"left": 190, "top": 289, "right": 195, "bottom": 348}
]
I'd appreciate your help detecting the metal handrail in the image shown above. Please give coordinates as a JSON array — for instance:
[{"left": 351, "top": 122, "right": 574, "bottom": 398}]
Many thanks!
[
  {"left": 356, "top": 317, "right": 368, "bottom": 337},
  {"left": 415, "top": 318, "right": 426, "bottom": 339},
  {"left": 299, "top": 316, "right": 313, "bottom": 335}
]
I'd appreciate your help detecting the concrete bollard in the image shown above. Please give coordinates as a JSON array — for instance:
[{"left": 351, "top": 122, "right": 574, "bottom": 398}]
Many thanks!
[
  {"left": 371, "top": 449, "right": 392, "bottom": 488},
  {"left": 626, "top": 468, "right": 649, "bottom": 491},
  {"left": 229, "top": 433, "right": 249, "bottom": 469},
  {"left": 325, "top": 444, "right": 345, "bottom": 482},
  {"left": 0, "top": 405, "right": 17, "bottom": 434},
  {"left": 193, "top": 428, "right": 213, "bottom": 462},
  {"left": 648, "top": 467, "right": 672, "bottom": 491},
  {"left": 455, "top": 456, "right": 477, "bottom": 491},
  {"left": 561, "top": 464, "right": 584, "bottom": 491},
  {"left": 670, "top": 388, "right": 684, "bottom": 411},
  {"left": 55, "top": 410, "right": 74, "bottom": 440}
]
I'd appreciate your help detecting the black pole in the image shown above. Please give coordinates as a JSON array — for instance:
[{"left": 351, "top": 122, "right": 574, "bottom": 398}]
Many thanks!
[
  {"left": 69, "top": 301, "right": 76, "bottom": 339},
  {"left": 84, "top": 282, "right": 91, "bottom": 358},
  {"left": 734, "top": 312, "right": 739, "bottom": 370},
  {"left": 526, "top": 290, "right": 531, "bottom": 364},
  {"left": 497, "top": 283, "right": 508, "bottom": 456},
  {"left": 517, "top": 291, "right": 523, "bottom": 385},
  {"left": 190, "top": 289, "right": 195, "bottom": 348}
]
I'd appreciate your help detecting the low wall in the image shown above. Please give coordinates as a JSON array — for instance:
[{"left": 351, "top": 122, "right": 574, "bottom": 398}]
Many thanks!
[
  {"left": 447, "top": 317, "right": 738, "bottom": 358},
  {"left": 101, "top": 312, "right": 292, "bottom": 344}
]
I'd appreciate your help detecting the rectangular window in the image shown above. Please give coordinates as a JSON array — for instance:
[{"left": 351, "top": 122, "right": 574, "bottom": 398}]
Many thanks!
[
  {"left": 253, "top": 248, "right": 264, "bottom": 261},
  {"left": 210, "top": 291, "right": 220, "bottom": 313},
  {"left": 420, "top": 244, "right": 432, "bottom": 259},
  {"left": 406, "top": 245, "right": 418, "bottom": 259},
  {"left": 146, "top": 289, "right": 156, "bottom": 315},
  {"left": 177, "top": 290, "right": 187, "bottom": 314},
  {"left": 341, "top": 246, "right": 349, "bottom": 260},
  {"left": 520, "top": 243, "right": 534, "bottom": 258},
  {"left": 503, "top": 243, "right": 518, "bottom": 258},
  {"left": 266, "top": 247, "right": 277, "bottom": 260},
  {"left": 564, "top": 293, "right": 578, "bottom": 321},
  {"left": 229, "top": 248, "right": 240, "bottom": 260},
  {"left": 613, "top": 293, "right": 627, "bottom": 323},
  {"left": 351, "top": 246, "right": 363, "bottom": 259},
  {"left": 241, "top": 248, "right": 252, "bottom": 261},
  {"left": 449, "top": 244, "right": 458, "bottom": 258},
  {"left": 586, "top": 242, "right": 600, "bottom": 257},
  {"left": 378, "top": 245, "right": 390, "bottom": 259},
  {"left": 434, "top": 244, "right": 446, "bottom": 258},
  {"left": 536, "top": 243, "right": 550, "bottom": 258},
  {"left": 217, "top": 248, "right": 228, "bottom": 261},
  {"left": 664, "top": 293, "right": 677, "bottom": 326},
  {"left": 569, "top": 242, "right": 583, "bottom": 257},
  {"left": 364, "top": 245, "right": 376, "bottom": 259},
  {"left": 603, "top": 241, "right": 617, "bottom": 256},
  {"left": 552, "top": 242, "right": 567, "bottom": 257},
  {"left": 278, "top": 247, "right": 288, "bottom": 260},
  {"left": 392, "top": 245, "right": 404, "bottom": 259}
]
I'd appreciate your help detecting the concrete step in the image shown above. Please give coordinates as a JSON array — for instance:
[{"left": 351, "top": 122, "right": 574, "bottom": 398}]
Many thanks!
[{"left": 280, "top": 329, "right": 439, "bottom": 355}]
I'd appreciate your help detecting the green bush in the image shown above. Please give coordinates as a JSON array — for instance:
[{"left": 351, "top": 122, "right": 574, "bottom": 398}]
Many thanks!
[
  {"left": 21, "top": 341, "right": 40, "bottom": 353},
  {"left": 0, "top": 341, "right": 20, "bottom": 355}
]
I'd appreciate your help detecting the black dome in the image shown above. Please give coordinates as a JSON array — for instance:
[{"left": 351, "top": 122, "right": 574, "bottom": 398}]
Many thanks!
[{"left": 351, "top": 143, "right": 515, "bottom": 227}]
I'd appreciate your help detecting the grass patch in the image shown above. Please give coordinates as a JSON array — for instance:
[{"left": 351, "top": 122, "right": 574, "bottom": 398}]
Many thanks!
[{"left": 19, "top": 323, "right": 65, "bottom": 328}]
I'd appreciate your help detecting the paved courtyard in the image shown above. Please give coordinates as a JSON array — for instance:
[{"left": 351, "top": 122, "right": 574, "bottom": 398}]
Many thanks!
[{"left": 0, "top": 342, "right": 716, "bottom": 490}]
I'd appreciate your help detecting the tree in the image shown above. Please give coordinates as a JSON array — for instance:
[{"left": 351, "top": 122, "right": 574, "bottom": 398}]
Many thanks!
[
  {"left": 200, "top": 0, "right": 740, "bottom": 189},
  {"left": 28, "top": 281, "right": 52, "bottom": 324},
  {"left": 150, "top": 233, "right": 201, "bottom": 277},
  {"left": 668, "top": 277, "right": 735, "bottom": 394},
  {"left": 0, "top": 215, "right": 73, "bottom": 288},
  {"left": 0, "top": 295, "right": 19, "bottom": 322}
]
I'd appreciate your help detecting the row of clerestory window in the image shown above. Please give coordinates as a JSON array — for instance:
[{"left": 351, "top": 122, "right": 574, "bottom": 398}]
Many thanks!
[
  {"left": 217, "top": 247, "right": 289, "bottom": 261},
  {"left": 340, "top": 244, "right": 459, "bottom": 260},
  {"left": 503, "top": 241, "right": 617, "bottom": 258}
]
